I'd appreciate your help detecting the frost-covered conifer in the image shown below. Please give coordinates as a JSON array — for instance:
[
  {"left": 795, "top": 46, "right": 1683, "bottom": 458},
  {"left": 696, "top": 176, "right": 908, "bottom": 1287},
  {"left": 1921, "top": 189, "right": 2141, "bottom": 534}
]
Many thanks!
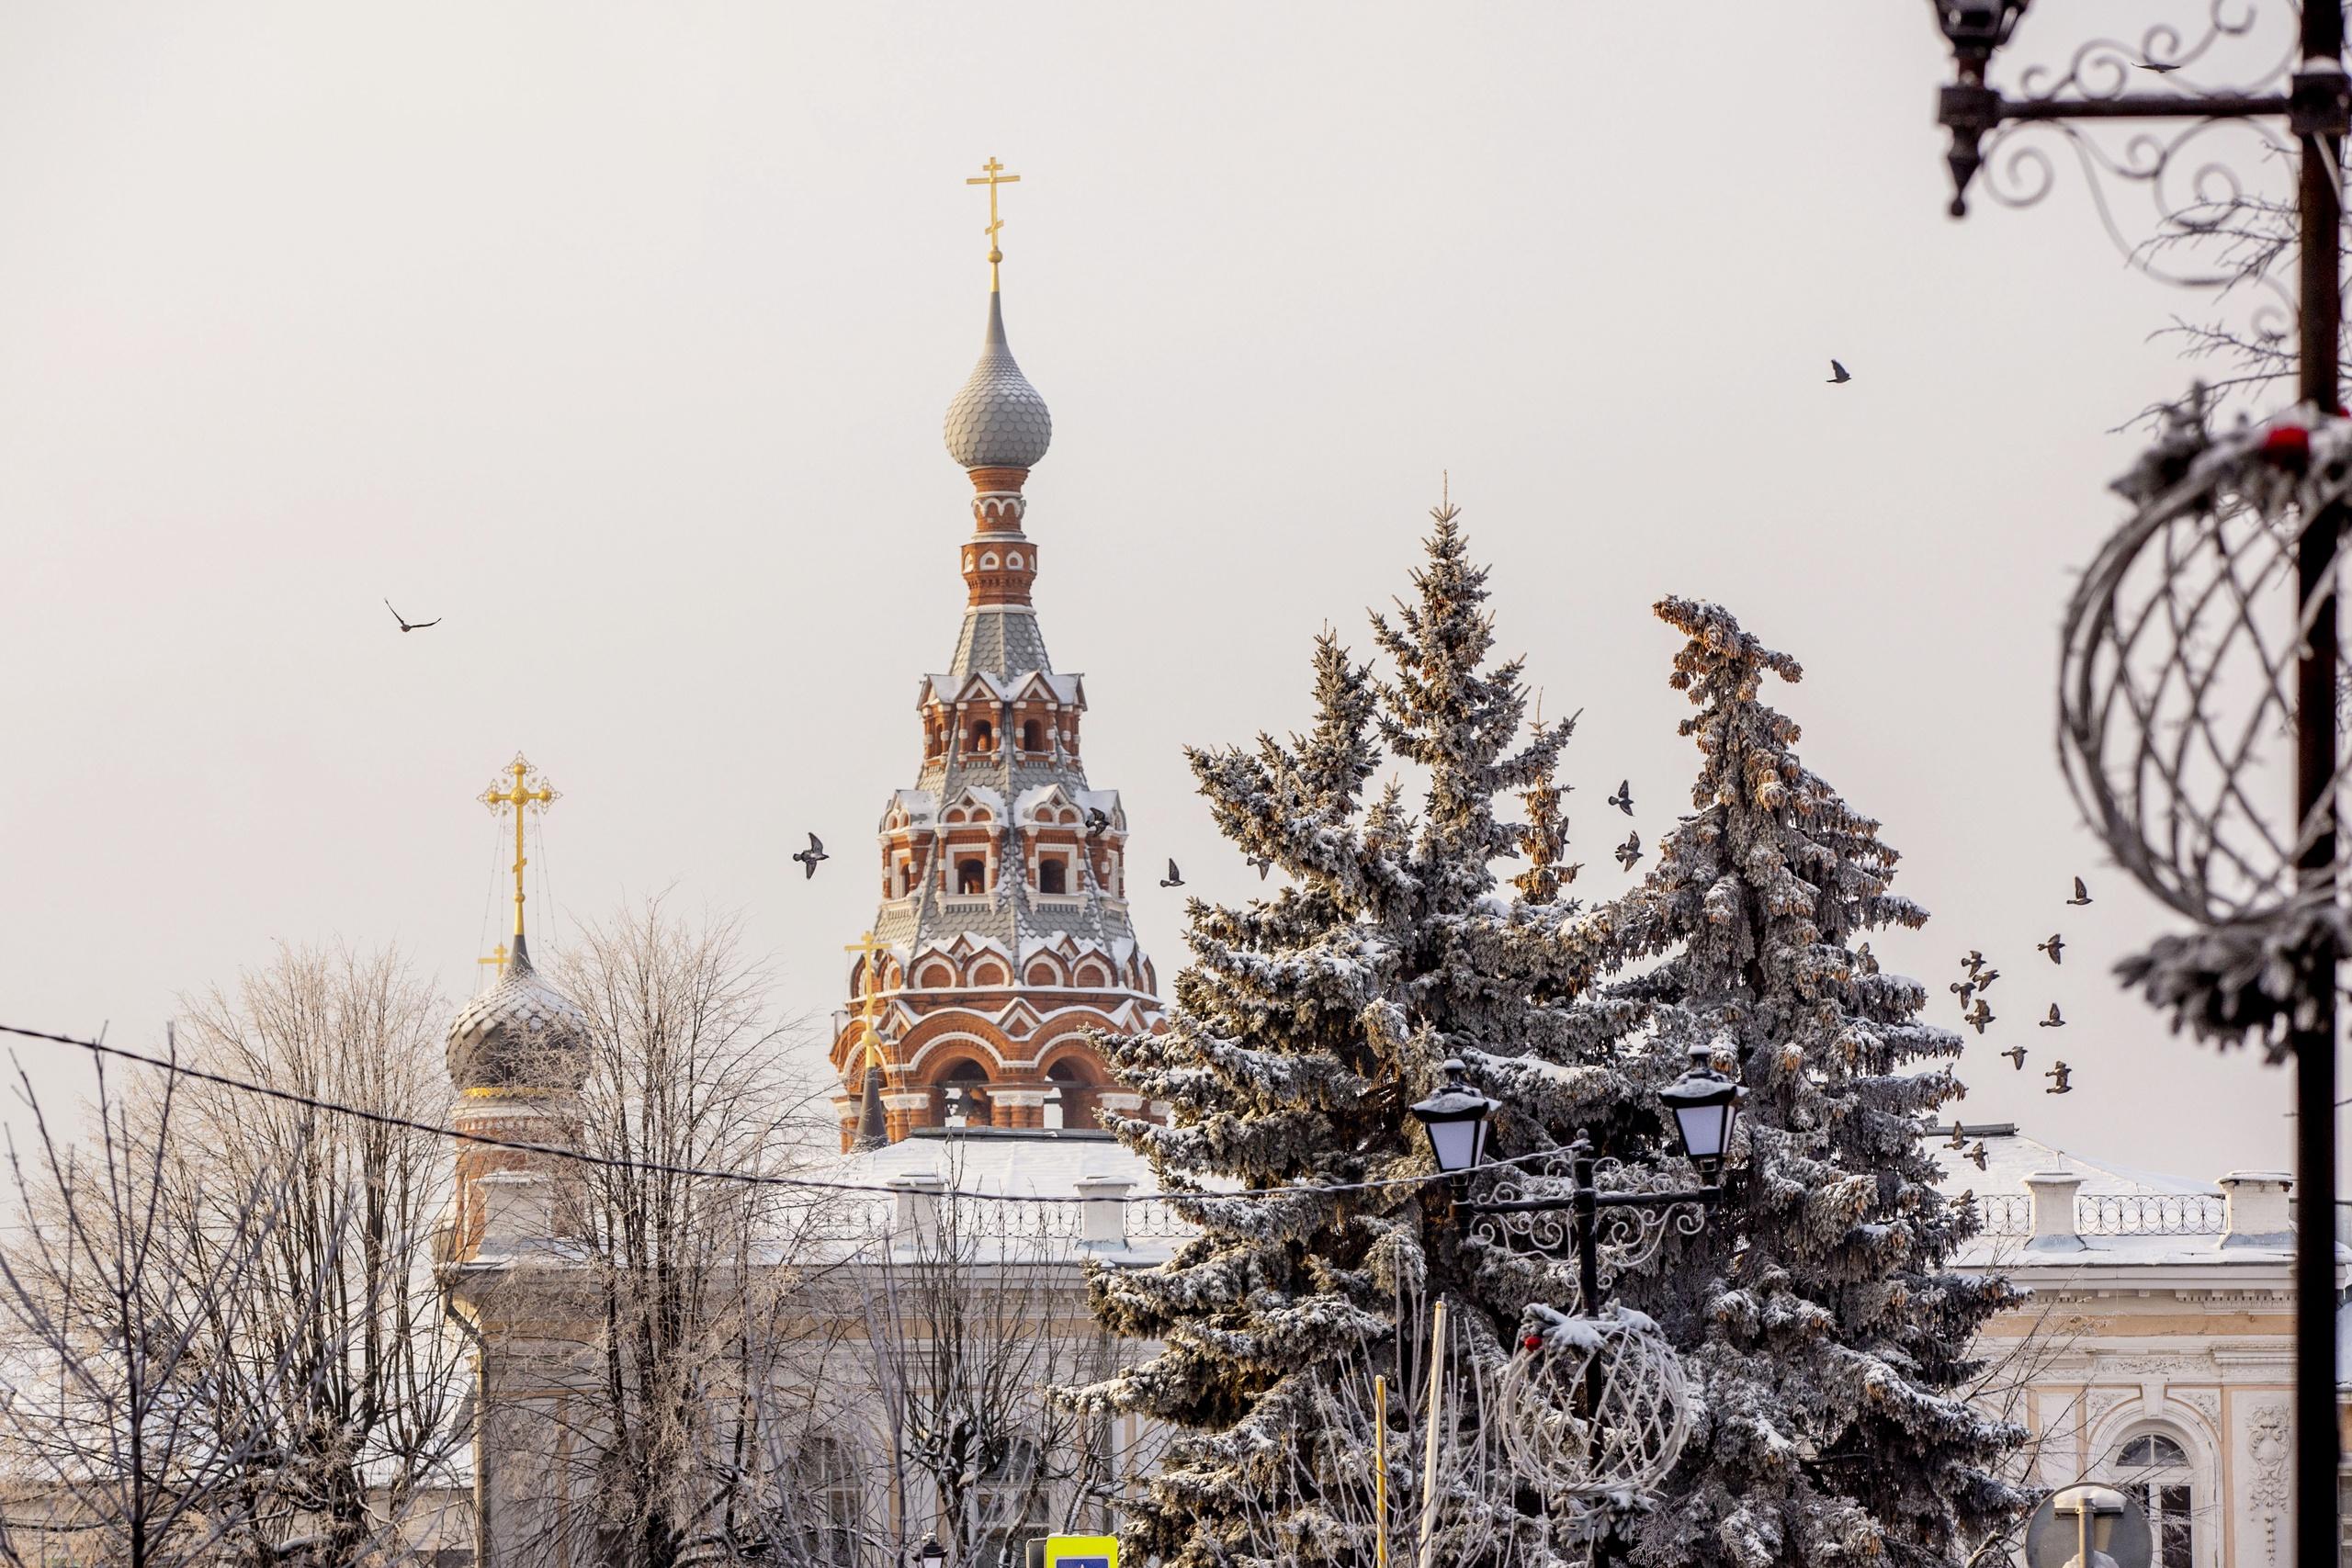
[
  {"left": 1083, "top": 505, "right": 1635, "bottom": 1568},
  {"left": 1604, "top": 598, "right": 2022, "bottom": 1568}
]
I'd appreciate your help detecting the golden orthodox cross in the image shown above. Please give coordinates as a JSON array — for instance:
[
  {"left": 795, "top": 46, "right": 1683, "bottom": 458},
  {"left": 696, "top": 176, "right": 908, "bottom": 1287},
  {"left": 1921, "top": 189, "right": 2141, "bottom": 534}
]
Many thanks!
[
  {"left": 843, "top": 930, "right": 891, "bottom": 1067},
  {"left": 480, "top": 754, "right": 559, "bottom": 940},
  {"left": 478, "top": 942, "right": 510, "bottom": 983},
  {"left": 965, "top": 156, "right": 1021, "bottom": 289}
]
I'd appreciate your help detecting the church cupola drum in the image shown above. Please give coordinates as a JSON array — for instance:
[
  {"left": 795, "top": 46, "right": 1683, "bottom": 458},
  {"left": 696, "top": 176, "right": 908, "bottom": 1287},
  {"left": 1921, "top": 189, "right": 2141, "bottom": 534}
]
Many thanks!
[{"left": 829, "top": 162, "right": 1162, "bottom": 1147}]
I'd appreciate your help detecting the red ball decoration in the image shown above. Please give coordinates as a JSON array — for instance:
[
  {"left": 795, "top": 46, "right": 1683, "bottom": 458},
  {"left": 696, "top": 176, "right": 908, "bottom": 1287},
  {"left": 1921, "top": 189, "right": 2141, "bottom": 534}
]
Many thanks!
[
  {"left": 1521, "top": 1332, "right": 1544, "bottom": 1351},
  {"left": 2259, "top": 424, "right": 2312, "bottom": 466}
]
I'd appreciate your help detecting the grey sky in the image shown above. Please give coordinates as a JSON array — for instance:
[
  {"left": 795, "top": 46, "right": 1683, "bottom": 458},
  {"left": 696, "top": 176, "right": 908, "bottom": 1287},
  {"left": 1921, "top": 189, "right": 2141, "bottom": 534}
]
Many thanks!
[{"left": 0, "top": 4, "right": 2312, "bottom": 1183}]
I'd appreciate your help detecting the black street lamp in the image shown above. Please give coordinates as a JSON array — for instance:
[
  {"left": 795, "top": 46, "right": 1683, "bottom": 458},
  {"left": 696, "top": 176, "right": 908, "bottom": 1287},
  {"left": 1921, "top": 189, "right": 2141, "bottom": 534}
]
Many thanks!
[
  {"left": 918, "top": 1535, "right": 947, "bottom": 1568},
  {"left": 1921, "top": 7, "right": 2348, "bottom": 1557},
  {"left": 1408, "top": 1048, "right": 1742, "bottom": 1312}
]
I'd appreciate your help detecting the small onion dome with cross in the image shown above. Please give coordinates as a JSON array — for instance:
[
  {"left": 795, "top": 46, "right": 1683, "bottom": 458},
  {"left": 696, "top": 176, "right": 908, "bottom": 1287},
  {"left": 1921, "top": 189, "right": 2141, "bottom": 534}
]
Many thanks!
[{"left": 447, "top": 931, "right": 589, "bottom": 1093}]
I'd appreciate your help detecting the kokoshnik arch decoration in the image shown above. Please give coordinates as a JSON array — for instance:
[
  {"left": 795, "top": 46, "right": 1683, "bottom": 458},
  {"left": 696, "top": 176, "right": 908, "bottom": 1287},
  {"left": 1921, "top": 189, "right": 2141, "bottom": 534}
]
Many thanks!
[{"left": 827, "top": 161, "right": 1164, "bottom": 1149}]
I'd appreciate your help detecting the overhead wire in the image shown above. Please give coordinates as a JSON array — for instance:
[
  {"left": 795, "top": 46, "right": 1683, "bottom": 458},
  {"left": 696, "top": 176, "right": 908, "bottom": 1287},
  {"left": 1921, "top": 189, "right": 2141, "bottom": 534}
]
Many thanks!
[{"left": 0, "top": 1021, "right": 1554, "bottom": 1209}]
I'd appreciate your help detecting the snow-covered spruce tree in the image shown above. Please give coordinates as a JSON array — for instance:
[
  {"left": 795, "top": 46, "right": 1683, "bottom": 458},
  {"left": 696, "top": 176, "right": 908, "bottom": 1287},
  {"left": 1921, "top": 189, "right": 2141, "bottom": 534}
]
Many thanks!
[
  {"left": 1600, "top": 598, "right": 2022, "bottom": 1568},
  {"left": 1083, "top": 503, "right": 1654, "bottom": 1568}
]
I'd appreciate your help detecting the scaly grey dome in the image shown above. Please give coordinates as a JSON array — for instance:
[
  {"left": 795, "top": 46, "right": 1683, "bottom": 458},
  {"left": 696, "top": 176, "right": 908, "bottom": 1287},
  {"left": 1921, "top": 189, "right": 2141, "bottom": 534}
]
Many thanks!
[
  {"left": 447, "top": 932, "right": 589, "bottom": 1093},
  {"left": 944, "top": 293, "right": 1052, "bottom": 469}
]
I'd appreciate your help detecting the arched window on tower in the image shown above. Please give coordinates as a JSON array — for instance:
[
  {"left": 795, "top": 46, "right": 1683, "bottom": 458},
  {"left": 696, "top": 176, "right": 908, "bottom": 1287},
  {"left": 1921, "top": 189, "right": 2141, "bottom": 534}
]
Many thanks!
[
  {"left": 957, "top": 857, "right": 989, "bottom": 895},
  {"left": 940, "top": 1059, "right": 990, "bottom": 1127},
  {"left": 1047, "top": 1059, "right": 1095, "bottom": 1130},
  {"left": 1022, "top": 719, "right": 1044, "bottom": 753},
  {"left": 1038, "top": 857, "right": 1068, "bottom": 895},
  {"left": 971, "top": 720, "right": 994, "bottom": 753},
  {"left": 2115, "top": 1431, "right": 2196, "bottom": 1568}
]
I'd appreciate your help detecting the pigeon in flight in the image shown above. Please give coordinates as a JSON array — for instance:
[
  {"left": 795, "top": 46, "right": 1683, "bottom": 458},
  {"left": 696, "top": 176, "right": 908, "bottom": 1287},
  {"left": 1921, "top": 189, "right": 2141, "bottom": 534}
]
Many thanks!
[
  {"left": 2038, "top": 1002, "right": 2065, "bottom": 1029},
  {"left": 1967, "top": 1140, "right": 1989, "bottom": 1171},
  {"left": 1613, "top": 830, "right": 1643, "bottom": 871},
  {"left": 1085, "top": 808, "right": 1111, "bottom": 837},
  {"left": 1607, "top": 780, "right": 1634, "bottom": 816},
  {"left": 2000, "top": 1043, "right": 2027, "bottom": 1071},
  {"left": 1827, "top": 359, "right": 1852, "bottom": 385},
  {"left": 1855, "top": 941, "right": 1880, "bottom": 976},
  {"left": 1961, "top": 950, "right": 1984, "bottom": 975},
  {"left": 2038, "top": 932, "right": 2065, "bottom": 964},
  {"left": 1159, "top": 859, "right": 1184, "bottom": 888},
  {"left": 1947, "top": 1122, "right": 1968, "bottom": 1150},
  {"left": 2067, "top": 875, "right": 2093, "bottom": 906},
  {"left": 1963, "top": 998, "right": 1994, "bottom": 1034},
  {"left": 2044, "top": 1061, "right": 2073, "bottom": 1095},
  {"left": 384, "top": 599, "right": 441, "bottom": 633},
  {"left": 1247, "top": 854, "right": 1272, "bottom": 881},
  {"left": 1950, "top": 979, "right": 1978, "bottom": 1007},
  {"left": 1973, "top": 967, "right": 2001, "bottom": 993},
  {"left": 791, "top": 833, "right": 829, "bottom": 879}
]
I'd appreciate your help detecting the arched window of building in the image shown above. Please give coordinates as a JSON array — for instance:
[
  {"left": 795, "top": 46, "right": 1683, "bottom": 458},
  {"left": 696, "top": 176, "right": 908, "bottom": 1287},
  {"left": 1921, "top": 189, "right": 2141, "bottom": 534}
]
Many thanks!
[
  {"left": 958, "top": 858, "right": 988, "bottom": 895},
  {"left": 1038, "top": 857, "right": 1068, "bottom": 895},
  {"left": 2116, "top": 1430, "right": 2196, "bottom": 1568},
  {"left": 1023, "top": 718, "right": 1044, "bottom": 752},
  {"left": 940, "top": 1060, "right": 990, "bottom": 1127},
  {"left": 1047, "top": 1059, "right": 1094, "bottom": 1130},
  {"left": 971, "top": 719, "right": 994, "bottom": 753}
]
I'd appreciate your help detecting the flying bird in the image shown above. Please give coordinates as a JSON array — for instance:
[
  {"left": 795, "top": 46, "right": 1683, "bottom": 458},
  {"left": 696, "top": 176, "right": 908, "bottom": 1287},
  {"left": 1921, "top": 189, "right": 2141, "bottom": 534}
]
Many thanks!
[
  {"left": 2038, "top": 932, "right": 2065, "bottom": 964},
  {"left": 2001, "top": 1043, "right": 2028, "bottom": 1071},
  {"left": 1973, "top": 967, "right": 2001, "bottom": 993},
  {"left": 2067, "top": 875, "right": 2093, "bottom": 906},
  {"left": 1961, "top": 950, "right": 1984, "bottom": 974},
  {"left": 1968, "top": 1140, "right": 1989, "bottom": 1171},
  {"left": 1247, "top": 854, "right": 1272, "bottom": 881},
  {"left": 791, "top": 833, "right": 829, "bottom": 879},
  {"left": 1951, "top": 979, "right": 1978, "bottom": 1007},
  {"left": 2044, "top": 1061, "right": 2074, "bottom": 1095},
  {"left": 1855, "top": 942, "right": 1880, "bottom": 976},
  {"left": 1085, "top": 808, "right": 1111, "bottom": 836},
  {"left": 1947, "top": 1122, "right": 1968, "bottom": 1150},
  {"left": 1607, "top": 780, "right": 1634, "bottom": 816},
  {"left": 2039, "top": 1002, "right": 2066, "bottom": 1029},
  {"left": 1964, "top": 998, "right": 1994, "bottom": 1034},
  {"left": 1613, "top": 830, "right": 1643, "bottom": 871},
  {"left": 1159, "top": 859, "right": 1184, "bottom": 888},
  {"left": 384, "top": 599, "right": 440, "bottom": 633},
  {"left": 1828, "top": 359, "right": 1852, "bottom": 385}
]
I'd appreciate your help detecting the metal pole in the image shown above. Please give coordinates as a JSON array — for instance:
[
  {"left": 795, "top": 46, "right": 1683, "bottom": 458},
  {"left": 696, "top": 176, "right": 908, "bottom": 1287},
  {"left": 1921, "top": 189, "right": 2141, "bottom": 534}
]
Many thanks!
[
  {"left": 1573, "top": 1143, "right": 1600, "bottom": 1315},
  {"left": 1417, "top": 1300, "right": 1447, "bottom": 1568},
  {"left": 1374, "top": 1373, "right": 1389, "bottom": 1568},
  {"left": 2296, "top": 5, "right": 2346, "bottom": 1560}
]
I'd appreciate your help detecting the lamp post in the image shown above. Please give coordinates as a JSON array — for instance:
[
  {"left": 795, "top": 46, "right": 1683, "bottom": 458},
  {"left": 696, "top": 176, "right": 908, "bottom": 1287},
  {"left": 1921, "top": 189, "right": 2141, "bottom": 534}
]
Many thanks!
[
  {"left": 1408, "top": 1051, "right": 1742, "bottom": 1312},
  {"left": 918, "top": 1534, "right": 947, "bottom": 1568},
  {"left": 1923, "top": 8, "right": 2347, "bottom": 1558}
]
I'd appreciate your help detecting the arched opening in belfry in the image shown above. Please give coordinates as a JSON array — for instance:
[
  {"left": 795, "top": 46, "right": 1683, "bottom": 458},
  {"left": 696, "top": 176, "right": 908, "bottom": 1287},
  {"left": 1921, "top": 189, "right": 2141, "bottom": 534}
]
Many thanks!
[
  {"left": 939, "top": 1058, "right": 990, "bottom": 1126},
  {"left": 971, "top": 720, "right": 994, "bottom": 753},
  {"left": 1038, "top": 858, "right": 1068, "bottom": 895},
  {"left": 1046, "top": 1059, "right": 1096, "bottom": 1131},
  {"left": 1023, "top": 719, "right": 1044, "bottom": 752},
  {"left": 957, "top": 857, "right": 988, "bottom": 895}
]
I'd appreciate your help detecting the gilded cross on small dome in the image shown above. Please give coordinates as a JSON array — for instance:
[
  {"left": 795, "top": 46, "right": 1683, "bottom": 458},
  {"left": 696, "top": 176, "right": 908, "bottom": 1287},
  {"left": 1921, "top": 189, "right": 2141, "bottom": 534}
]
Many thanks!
[
  {"left": 966, "top": 155, "right": 1022, "bottom": 291},
  {"left": 480, "top": 753, "right": 559, "bottom": 941},
  {"left": 844, "top": 929, "right": 891, "bottom": 1065}
]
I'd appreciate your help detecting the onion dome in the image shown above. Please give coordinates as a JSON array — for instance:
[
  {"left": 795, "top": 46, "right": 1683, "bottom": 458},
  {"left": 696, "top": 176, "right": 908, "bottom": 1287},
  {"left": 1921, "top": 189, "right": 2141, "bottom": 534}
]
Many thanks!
[
  {"left": 944, "top": 293, "right": 1052, "bottom": 469},
  {"left": 447, "top": 932, "right": 589, "bottom": 1093}
]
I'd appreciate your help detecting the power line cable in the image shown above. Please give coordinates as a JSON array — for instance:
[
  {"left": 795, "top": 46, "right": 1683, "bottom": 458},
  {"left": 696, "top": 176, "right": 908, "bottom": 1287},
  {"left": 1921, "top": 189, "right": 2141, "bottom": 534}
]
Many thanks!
[{"left": 0, "top": 1021, "right": 1551, "bottom": 1208}]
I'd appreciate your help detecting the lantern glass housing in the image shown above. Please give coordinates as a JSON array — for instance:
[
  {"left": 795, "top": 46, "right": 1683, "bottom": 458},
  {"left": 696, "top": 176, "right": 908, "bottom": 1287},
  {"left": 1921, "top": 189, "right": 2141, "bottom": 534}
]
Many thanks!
[
  {"left": 1409, "top": 1059, "right": 1497, "bottom": 1177},
  {"left": 1658, "top": 1052, "right": 1743, "bottom": 1182},
  {"left": 919, "top": 1536, "right": 947, "bottom": 1568}
]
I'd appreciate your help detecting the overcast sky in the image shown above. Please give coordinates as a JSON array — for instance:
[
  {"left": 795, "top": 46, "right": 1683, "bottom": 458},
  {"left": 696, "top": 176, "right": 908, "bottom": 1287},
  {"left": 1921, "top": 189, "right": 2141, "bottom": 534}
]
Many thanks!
[{"left": 0, "top": 3, "right": 2316, "bottom": 1186}]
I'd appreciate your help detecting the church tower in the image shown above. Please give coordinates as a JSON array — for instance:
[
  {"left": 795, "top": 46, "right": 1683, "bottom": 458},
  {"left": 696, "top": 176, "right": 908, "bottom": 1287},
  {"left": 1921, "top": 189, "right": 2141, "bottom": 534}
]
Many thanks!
[{"left": 830, "top": 162, "right": 1161, "bottom": 1147}]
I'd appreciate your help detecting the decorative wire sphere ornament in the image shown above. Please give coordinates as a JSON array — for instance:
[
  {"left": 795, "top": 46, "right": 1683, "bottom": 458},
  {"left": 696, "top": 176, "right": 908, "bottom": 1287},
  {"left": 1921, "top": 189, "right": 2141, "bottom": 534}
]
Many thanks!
[
  {"left": 1496, "top": 1304, "right": 1690, "bottom": 1510},
  {"left": 2057, "top": 395, "right": 2352, "bottom": 1048}
]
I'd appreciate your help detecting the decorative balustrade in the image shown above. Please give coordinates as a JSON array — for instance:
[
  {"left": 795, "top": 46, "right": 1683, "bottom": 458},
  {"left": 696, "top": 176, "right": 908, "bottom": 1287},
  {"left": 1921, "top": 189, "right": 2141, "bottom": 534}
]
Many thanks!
[{"left": 1968, "top": 1190, "right": 2226, "bottom": 1237}]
